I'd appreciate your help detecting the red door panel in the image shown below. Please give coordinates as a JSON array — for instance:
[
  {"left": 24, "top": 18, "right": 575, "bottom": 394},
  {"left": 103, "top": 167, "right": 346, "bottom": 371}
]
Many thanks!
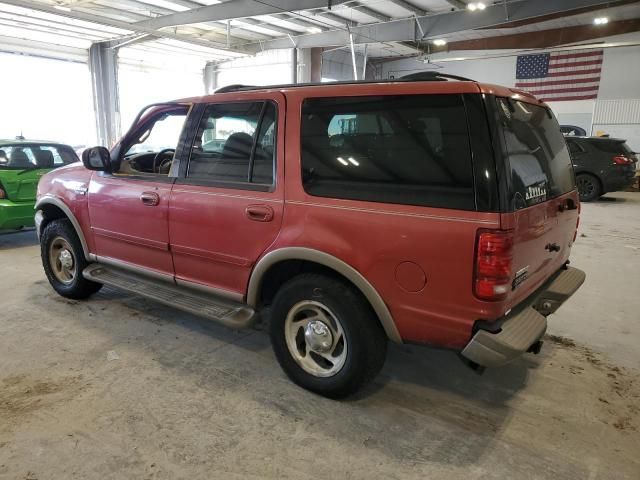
[
  {"left": 88, "top": 175, "right": 174, "bottom": 276},
  {"left": 169, "top": 188, "right": 283, "bottom": 295}
]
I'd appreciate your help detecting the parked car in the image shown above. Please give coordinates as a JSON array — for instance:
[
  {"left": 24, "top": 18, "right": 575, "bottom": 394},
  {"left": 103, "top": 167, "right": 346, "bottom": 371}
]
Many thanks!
[
  {"left": 0, "top": 140, "right": 79, "bottom": 231},
  {"left": 35, "top": 74, "right": 585, "bottom": 398},
  {"left": 565, "top": 136, "right": 638, "bottom": 201},
  {"left": 560, "top": 125, "right": 587, "bottom": 136}
]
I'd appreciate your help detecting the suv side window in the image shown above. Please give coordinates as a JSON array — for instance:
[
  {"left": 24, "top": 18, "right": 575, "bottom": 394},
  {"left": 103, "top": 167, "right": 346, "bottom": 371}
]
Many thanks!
[
  {"left": 300, "top": 94, "right": 475, "bottom": 210},
  {"left": 566, "top": 139, "right": 584, "bottom": 157},
  {"left": 187, "top": 101, "right": 276, "bottom": 186}
]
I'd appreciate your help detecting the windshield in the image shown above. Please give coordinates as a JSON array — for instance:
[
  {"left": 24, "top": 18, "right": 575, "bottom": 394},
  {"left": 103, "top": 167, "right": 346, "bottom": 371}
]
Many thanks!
[
  {"left": 0, "top": 144, "right": 78, "bottom": 170},
  {"left": 497, "top": 98, "right": 575, "bottom": 210}
]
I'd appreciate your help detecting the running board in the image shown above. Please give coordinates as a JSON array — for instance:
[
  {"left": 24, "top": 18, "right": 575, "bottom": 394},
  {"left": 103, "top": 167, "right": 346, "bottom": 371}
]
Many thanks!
[{"left": 83, "top": 263, "right": 256, "bottom": 329}]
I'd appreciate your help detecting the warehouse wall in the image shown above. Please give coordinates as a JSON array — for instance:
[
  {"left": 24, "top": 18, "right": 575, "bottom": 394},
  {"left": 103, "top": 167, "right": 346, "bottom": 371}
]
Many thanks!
[{"left": 378, "top": 32, "right": 640, "bottom": 150}]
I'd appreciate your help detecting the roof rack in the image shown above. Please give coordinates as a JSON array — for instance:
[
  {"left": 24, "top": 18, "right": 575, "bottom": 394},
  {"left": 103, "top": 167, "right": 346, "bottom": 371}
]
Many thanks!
[
  {"left": 213, "top": 71, "right": 476, "bottom": 94},
  {"left": 398, "top": 72, "right": 475, "bottom": 82}
]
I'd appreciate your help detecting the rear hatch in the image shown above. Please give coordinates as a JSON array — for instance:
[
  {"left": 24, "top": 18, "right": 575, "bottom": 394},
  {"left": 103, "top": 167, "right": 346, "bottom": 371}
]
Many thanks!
[
  {"left": 588, "top": 137, "right": 638, "bottom": 174},
  {"left": 494, "top": 97, "right": 579, "bottom": 308},
  {"left": 0, "top": 169, "right": 45, "bottom": 202}
]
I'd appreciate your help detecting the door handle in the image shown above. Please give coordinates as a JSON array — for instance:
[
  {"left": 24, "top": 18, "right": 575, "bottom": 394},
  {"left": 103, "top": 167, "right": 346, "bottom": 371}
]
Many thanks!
[
  {"left": 140, "top": 191, "right": 160, "bottom": 206},
  {"left": 246, "top": 204, "right": 274, "bottom": 222}
]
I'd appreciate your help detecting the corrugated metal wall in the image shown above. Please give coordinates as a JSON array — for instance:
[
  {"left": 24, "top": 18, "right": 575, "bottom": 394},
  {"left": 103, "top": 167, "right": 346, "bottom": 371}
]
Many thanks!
[{"left": 593, "top": 99, "right": 640, "bottom": 124}]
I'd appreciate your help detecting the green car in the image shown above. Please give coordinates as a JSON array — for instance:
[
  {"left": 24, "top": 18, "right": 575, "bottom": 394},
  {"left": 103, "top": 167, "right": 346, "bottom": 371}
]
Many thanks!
[{"left": 0, "top": 140, "right": 79, "bottom": 231}]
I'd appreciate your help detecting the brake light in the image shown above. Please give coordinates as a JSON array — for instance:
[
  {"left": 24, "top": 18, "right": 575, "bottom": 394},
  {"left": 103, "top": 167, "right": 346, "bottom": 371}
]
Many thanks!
[
  {"left": 612, "top": 155, "right": 632, "bottom": 165},
  {"left": 474, "top": 229, "right": 514, "bottom": 301},
  {"left": 0, "top": 184, "right": 5, "bottom": 199}
]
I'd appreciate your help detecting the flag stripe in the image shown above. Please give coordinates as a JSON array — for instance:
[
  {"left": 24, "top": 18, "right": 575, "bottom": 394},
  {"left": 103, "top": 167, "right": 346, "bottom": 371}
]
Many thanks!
[
  {"left": 547, "top": 68, "right": 602, "bottom": 77},
  {"left": 538, "top": 93, "right": 598, "bottom": 101},
  {"left": 549, "top": 55, "right": 603, "bottom": 65},
  {"left": 550, "top": 51, "right": 603, "bottom": 61},
  {"left": 519, "top": 86, "right": 599, "bottom": 95},
  {"left": 548, "top": 59, "right": 603, "bottom": 69},
  {"left": 515, "top": 76, "right": 601, "bottom": 87}
]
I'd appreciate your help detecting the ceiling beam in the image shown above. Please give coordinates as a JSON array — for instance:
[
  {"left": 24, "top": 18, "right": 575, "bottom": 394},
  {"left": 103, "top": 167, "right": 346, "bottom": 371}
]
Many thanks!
[
  {"left": 350, "top": 2, "right": 392, "bottom": 22},
  {"left": 241, "top": 0, "right": 626, "bottom": 51},
  {"left": 386, "top": 0, "right": 428, "bottom": 17},
  {"left": 235, "top": 17, "right": 300, "bottom": 36},
  {"left": 133, "top": 0, "right": 350, "bottom": 30},
  {"left": 444, "top": 0, "right": 467, "bottom": 9},
  {"left": 270, "top": 13, "right": 329, "bottom": 31},
  {"left": 0, "top": 0, "right": 247, "bottom": 52}
]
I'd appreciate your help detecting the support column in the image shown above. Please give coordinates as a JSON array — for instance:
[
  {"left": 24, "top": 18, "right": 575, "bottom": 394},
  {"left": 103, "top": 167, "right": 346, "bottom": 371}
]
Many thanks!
[
  {"left": 297, "top": 48, "right": 312, "bottom": 84},
  {"left": 290, "top": 47, "right": 298, "bottom": 84},
  {"left": 89, "top": 41, "right": 120, "bottom": 147},
  {"left": 204, "top": 61, "right": 218, "bottom": 94}
]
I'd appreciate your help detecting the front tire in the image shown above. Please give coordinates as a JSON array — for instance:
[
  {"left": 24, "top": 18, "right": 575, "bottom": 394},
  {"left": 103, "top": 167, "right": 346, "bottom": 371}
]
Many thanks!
[
  {"left": 576, "top": 173, "right": 601, "bottom": 202},
  {"left": 41, "top": 219, "right": 102, "bottom": 299},
  {"left": 270, "top": 273, "right": 387, "bottom": 398}
]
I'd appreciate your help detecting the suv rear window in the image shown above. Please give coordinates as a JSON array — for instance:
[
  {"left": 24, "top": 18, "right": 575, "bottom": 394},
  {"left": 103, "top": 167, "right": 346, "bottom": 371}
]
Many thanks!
[
  {"left": 300, "top": 94, "right": 475, "bottom": 210},
  {"left": 0, "top": 144, "right": 77, "bottom": 169},
  {"left": 496, "top": 98, "right": 575, "bottom": 210},
  {"left": 588, "top": 139, "right": 633, "bottom": 155}
]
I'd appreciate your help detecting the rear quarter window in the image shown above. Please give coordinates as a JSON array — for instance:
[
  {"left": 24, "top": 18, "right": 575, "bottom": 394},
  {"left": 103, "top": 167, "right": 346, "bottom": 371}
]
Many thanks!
[
  {"left": 496, "top": 98, "right": 575, "bottom": 210},
  {"left": 300, "top": 94, "right": 475, "bottom": 210}
]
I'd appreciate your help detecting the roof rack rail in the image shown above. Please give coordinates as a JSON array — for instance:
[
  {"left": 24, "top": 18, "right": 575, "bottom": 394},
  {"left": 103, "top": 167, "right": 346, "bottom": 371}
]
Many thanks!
[
  {"left": 212, "top": 72, "right": 475, "bottom": 94},
  {"left": 399, "top": 72, "right": 475, "bottom": 82},
  {"left": 215, "top": 84, "right": 254, "bottom": 93}
]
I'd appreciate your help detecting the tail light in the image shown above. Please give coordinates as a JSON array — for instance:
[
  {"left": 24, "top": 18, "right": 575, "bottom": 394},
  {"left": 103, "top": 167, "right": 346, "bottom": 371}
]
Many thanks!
[
  {"left": 612, "top": 155, "right": 633, "bottom": 165},
  {"left": 0, "top": 184, "right": 6, "bottom": 199},
  {"left": 474, "top": 229, "right": 513, "bottom": 301}
]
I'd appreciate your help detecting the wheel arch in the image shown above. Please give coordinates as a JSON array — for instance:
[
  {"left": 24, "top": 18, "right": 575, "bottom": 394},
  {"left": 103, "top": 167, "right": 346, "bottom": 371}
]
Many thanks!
[
  {"left": 247, "top": 247, "right": 402, "bottom": 343},
  {"left": 35, "top": 195, "right": 90, "bottom": 260}
]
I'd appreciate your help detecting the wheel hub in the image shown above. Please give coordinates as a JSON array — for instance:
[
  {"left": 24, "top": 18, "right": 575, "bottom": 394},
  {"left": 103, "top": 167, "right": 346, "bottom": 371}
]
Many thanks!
[
  {"left": 304, "top": 320, "right": 333, "bottom": 353},
  {"left": 59, "top": 249, "right": 74, "bottom": 270}
]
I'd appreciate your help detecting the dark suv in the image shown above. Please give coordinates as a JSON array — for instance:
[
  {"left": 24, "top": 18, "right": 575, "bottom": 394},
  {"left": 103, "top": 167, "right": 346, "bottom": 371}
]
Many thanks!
[{"left": 566, "top": 136, "right": 637, "bottom": 201}]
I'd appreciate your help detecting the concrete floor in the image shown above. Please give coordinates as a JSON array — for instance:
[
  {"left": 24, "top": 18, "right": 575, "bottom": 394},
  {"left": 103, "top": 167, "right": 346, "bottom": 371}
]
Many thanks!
[{"left": 1, "top": 192, "right": 639, "bottom": 480}]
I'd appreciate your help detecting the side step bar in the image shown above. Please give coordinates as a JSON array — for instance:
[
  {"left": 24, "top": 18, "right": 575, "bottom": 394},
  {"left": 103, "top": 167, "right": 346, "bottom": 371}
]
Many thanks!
[{"left": 83, "top": 264, "right": 256, "bottom": 329}]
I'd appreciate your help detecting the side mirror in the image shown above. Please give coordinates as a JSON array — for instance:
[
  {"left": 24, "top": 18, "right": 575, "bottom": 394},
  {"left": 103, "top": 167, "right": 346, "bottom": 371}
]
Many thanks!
[{"left": 82, "top": 147, "right": 112, "bottom": 172}]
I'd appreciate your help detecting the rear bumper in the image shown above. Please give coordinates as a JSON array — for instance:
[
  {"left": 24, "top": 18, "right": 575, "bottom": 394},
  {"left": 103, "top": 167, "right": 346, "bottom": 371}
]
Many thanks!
[
  {"left": 0, "top": 199, "right": 36, "bottom": 230},
  {"left": 461, "top": 266, "right": 586, "bottom": 368}
]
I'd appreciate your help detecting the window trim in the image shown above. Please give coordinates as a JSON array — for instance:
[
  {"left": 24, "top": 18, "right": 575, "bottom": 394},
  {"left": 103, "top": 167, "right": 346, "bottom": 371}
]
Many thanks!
[{"left": 179, "top": 99, "right": 277, "bottom": 192}]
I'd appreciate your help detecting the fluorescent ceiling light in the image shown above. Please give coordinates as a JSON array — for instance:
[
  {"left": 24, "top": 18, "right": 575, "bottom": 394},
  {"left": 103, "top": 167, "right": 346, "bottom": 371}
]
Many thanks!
[
  {"left": 432, "top": 39, "right": 447, "bottom": 46},
  {"left": 306, "top": 26, "right": 322, "bottom": 34},
  {"left": 337, "top": 157, "right": 348, "bottom": 166},
  {"left": 54, "top": 5, "right": 71, "bottom": 12},
  {"left": 347, "top": 157, "right": 359, "bottom": 166},
  {"left": 467, "top": 2, "right": 486, "bottom": 11},
  {"left": 593, "top": 17, "right": 609, "bottom": 25}
]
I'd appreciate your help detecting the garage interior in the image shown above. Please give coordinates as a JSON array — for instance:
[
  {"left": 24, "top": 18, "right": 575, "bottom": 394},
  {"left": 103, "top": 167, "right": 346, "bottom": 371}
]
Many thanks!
[{"left": 1, "top": 0, "right": 640, "bottom": 478}]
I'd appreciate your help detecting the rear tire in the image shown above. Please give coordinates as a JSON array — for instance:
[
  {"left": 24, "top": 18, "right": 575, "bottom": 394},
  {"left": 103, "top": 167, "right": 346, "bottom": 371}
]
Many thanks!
[
  {"left": 41, "top": 219, "right": 102, "bottom": 299},
  {"left": 576, "top": 173, "right": 601, "bottom": 202},
  {"left": 269, "top": 273, "right": 387, "bottom": 399}
]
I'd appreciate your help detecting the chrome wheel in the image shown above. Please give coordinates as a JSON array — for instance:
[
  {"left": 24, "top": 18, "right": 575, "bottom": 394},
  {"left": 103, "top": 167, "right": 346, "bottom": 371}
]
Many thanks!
[
  {"left": 48, "top": 236, "right": 76, "bottom": 284},
  {"left": 284, "top": 300, "right": 347, "bottom": 378}
]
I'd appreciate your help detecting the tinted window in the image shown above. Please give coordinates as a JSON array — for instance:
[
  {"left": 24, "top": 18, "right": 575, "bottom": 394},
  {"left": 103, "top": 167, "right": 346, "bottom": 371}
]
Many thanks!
[
  {"left": 497, "top": 98, "right": 575, "bottom": 210},
  {"left": 0, "top": 144, "right": 77, "bottom": 169},
  {"left": 588, "top": 139, "right": 632, "bottom": 154},
  {"left": 188, "top": 101, "right": 276, "bottom": 185},
  {"left": 566, "top": 139, "right": 584, "bottom": 157},
  {"left": 300, "top": 95, "right": 475, "bottom": 210}
]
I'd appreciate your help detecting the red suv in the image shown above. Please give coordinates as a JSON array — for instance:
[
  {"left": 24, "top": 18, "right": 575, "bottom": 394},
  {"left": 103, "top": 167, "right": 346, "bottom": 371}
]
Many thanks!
[{"left": 36, "top": 73, "right": 585, "bottom": 398}]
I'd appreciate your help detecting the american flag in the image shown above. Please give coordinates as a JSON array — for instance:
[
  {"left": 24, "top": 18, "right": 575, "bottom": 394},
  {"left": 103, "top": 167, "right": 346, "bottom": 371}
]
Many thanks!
[{"left": 515, "top": 49, "right": 603, "bottom": 101}]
